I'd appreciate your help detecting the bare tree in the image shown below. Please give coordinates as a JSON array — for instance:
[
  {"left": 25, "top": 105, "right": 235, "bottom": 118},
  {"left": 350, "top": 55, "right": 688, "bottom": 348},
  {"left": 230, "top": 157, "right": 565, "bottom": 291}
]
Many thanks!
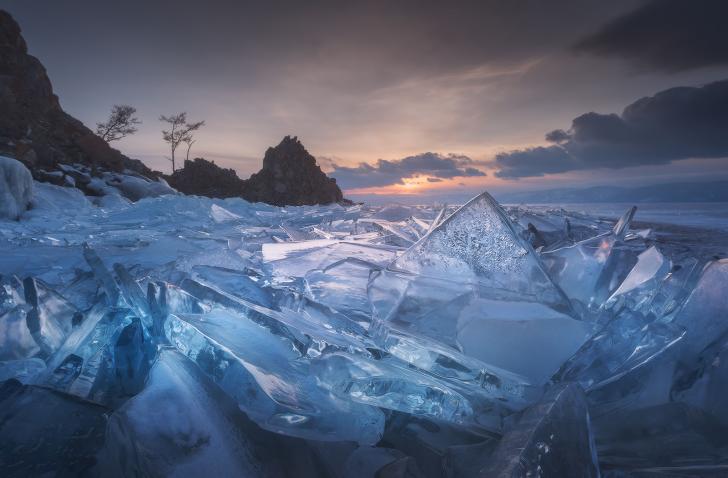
[
  {"left": 183, "top": 120, "right": 205, "bottom": 161},
  {"left": 96, "top": 105, "right": 141, "bottom": 142},
  {"left": 160, "top": 113, "right": 205, "bottom": 172}
]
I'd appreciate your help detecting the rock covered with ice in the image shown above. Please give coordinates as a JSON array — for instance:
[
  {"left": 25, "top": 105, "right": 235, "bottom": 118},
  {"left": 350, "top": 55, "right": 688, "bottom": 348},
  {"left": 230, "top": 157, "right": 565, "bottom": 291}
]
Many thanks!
[
  {"left": 0, "top": 155, "right": 33, "bottom": 219},
  {"left": 0, "top": 185, "right": 726, "bottom": 476}
]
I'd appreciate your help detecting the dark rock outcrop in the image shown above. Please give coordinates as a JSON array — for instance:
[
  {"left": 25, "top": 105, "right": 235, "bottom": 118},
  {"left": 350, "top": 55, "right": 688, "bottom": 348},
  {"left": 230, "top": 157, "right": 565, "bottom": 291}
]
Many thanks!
[
  {"left": 169, "top": 137, "right": 346, "bottom": 205},
  {"left": 167, "top": 158, "right": 246, "bottom": 198},
  {"left": 242, "top": 136, "right": 344, "bottom": 206},
  {"left": 0, "top": 10, "right": 154, "bottom": 178}
]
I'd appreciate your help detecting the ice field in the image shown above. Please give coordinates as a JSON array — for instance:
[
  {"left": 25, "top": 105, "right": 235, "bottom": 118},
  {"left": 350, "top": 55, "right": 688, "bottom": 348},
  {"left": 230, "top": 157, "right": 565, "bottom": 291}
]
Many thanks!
[{"left": 1, "top": 177, "right": 727, "bottom": 477}]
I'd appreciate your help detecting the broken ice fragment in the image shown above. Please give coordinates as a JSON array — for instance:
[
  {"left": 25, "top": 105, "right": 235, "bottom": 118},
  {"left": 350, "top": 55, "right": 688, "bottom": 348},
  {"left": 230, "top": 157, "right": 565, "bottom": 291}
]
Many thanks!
[
  {"left": 281, "top": 223, "right": 315, "bottom": 241},
  {"left": 97, "top": 348, "right": 281, "bottom": 477},
  {"left": 277, "top": 298, "right": 374, "bottom": 354},
  {"left": 613, "top": 205, "right": 637, "bottom": 238},
  {"left": 165, "top": 309, "right": 385, "bottom": 444},
  {"left": 40, "top": 307, "right": 136, "bottom": 404},
  {"left": 210, "top": 203, "right": 242, "bottom": 223},
  {"left": 370, "top": 322, "right": 539, "bottom": 410},
  {"left": 671, "top": 333, "right": 728, "bottom": 426},
  {"left": 455, "top": 298, "right": 594, "bottom": 384},
  {"left": 304, "top": 258, "right": 379, "bottom": 325},
  {"left": 647, "top": 257, "right": 700, "bottom": 320},
  {"left": 265, "top": 240, "right": 398, "bottom": 282},
  {"left": 554, "top": 309, "right": 685, "bottom": 390},
  {"left": 180, "top": 278, "right": 309, "bottom": 353},
  {"left": 389, "top": 192, "right": 568, "bottom": 308},
  {"left": 0, "top": 357, "right": 46, "bottom": 383},
  {"left": 481, "top": 383, "right": 600, "bottom": 478},
  {"left": 313, "top": 352, "right": 488, "bottom": 430},
  {"left": 113, "top": 263, "right": 152, "bottom": 328},
  {"left": 670, "top": 259, "right": 728, "bottom": 356},
  {"left": 83, "top": 242, "right": 121, "bottom": 306},
  {"left": 23, "top": 277, "right": 76, "bottom": 356},
  {"left": 542, "top": 206, "right": 637, "bottom": 308},
  {"left": 191, "top": 264, "right": 273, "bottom": 307},
  {"left": 369, "top": 270, "right": 584, "bottom": 388},
  {"left": 605, "top": 246, "right": 671, "bottom": 308},
  {"left": 0, "top": 306, "right": 40, "bottom": 360},
  {"left": 113, "top": 317, "right": 155, "bottom": 396}
]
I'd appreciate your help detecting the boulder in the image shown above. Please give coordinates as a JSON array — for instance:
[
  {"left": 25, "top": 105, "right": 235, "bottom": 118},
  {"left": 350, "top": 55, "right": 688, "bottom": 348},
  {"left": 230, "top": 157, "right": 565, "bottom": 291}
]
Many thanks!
[{"left": 167, "top": 157, "right": 246, "bottom": 198}]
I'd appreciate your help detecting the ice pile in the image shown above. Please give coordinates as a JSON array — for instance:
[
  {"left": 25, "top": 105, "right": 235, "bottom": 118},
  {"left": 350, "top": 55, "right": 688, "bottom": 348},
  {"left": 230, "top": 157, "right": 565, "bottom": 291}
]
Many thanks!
[{"left": 1, "top": 186, "right": 727, "bottom": 477}]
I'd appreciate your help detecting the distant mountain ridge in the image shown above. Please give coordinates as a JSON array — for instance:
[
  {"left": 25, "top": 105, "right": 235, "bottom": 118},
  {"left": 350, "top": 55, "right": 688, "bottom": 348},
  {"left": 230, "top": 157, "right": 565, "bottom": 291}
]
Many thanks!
[{"left": 498, "top": 180, "right": 728, "bottom": 204}]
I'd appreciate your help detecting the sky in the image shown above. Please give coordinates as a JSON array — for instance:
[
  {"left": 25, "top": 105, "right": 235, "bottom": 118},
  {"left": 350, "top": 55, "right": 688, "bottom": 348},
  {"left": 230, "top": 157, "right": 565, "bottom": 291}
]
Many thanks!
[{"left": 4, "top": 0, "right": 728, "bottom": 201}]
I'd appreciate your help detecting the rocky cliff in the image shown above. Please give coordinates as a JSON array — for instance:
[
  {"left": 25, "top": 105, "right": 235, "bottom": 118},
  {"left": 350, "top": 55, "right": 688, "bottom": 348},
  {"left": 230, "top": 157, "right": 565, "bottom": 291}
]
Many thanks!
[
  {"left": 1, "top": 10, "right": 345, "bottom": 207},
  {"left": 0, "top": 10, "right": 153, "bottom": 179},
  {"left": 242, "top": 136, "right": 344, "bottom": 205}
]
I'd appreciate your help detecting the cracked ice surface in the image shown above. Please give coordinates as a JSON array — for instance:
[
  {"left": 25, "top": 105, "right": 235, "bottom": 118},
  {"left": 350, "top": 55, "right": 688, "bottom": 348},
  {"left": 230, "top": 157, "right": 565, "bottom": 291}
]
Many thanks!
[{"left": 1, "top": 183, "right": 727, "bottom": 477}]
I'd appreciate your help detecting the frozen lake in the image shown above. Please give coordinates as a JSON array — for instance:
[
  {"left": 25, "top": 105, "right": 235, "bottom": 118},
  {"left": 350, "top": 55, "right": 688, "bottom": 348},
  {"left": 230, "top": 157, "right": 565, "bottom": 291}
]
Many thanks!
[{"left": 505, "top": 202, "right": 728, "bottom": 232}]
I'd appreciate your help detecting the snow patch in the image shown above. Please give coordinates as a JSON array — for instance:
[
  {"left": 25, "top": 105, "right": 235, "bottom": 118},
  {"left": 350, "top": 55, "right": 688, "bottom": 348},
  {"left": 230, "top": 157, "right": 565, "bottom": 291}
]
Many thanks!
[{"left": 0, "top": 156, "right": 33, "bottom": 220}]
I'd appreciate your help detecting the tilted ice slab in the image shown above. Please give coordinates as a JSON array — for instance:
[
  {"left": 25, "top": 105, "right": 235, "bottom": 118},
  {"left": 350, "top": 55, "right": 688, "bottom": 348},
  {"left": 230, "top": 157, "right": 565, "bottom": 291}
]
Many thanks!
[
  {"left": 388, "top": 192, "right": 569, "bottom": 307},
  {"left": 368, "top": 192, "right": 586, "bottom": 388},
  {"left": 541, "top": 206, "right": 637, "bottom": 309},
  {"left": 264, "top": 240, "right": 399, "bottom": 283},
  {"left": 164, "top": 308, "right": 385, "bottom": 444},
  {"left": 605, "top": 245, "right": 671, "bottom": 309},
  {"left": 97, "top": 348, "right": 276, "bottom": 477},
  {"left": 482, "top": 383, "right": 600, "bottom": 477}
]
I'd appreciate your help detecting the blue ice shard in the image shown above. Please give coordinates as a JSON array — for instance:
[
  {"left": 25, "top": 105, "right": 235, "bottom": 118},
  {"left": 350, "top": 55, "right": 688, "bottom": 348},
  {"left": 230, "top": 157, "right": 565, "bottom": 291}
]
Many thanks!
[
  {"left": 368, "top": 192, "right": 584, "bottom": 394},
  {"left": 0, "top": 305, "right": 40, "bottom": 360},
  {"left": 542, "top": 206, "right": 637, "bottom": 309},
  {"left": 313, "top": 351, "right": 504, "bottom": 432},
  {"left": 481, "top": 383, "right": 600, "bottom": 477},
  {"left": 97, "top": 348, "right": 282, "bottom": 477},
  {"left": 670, "top": 259, "right": 728, "bottom": 356},
  {"left": 165, "top": 309, "right": 385, "bottom": 444},
  {"left": 23, "top": 277, "right": 76, "bottom": 356},
  {"left": 387, "top": 192, "right": 568, "bottom": 307}
]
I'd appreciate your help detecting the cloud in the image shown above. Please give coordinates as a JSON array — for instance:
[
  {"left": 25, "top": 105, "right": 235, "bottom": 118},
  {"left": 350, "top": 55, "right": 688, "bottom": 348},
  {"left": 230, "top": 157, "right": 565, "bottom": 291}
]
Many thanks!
[
  {"left": 495, "top": 79, "right": 728, "bottom": 178},
  {"left": 576, "top": 0, "right": 728, "bottom": 71},
  {"left": 330, "top": 152, "right": 486, "bottom": 189}
]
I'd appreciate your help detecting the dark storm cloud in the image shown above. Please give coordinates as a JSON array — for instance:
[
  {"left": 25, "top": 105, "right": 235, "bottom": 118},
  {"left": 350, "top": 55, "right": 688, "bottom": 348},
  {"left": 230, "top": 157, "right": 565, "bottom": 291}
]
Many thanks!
[
  {"left": 331, "top": 153, "right": 485, "bottom": 189},
  {"left": 5, "top": 0, "right": 638, "bottom": 92},
  {"left": 576, "top": 0, "right": 728, "bottom": 71},
  {"left": 495, "top": 79, "right": 728, "bottom": 178}
]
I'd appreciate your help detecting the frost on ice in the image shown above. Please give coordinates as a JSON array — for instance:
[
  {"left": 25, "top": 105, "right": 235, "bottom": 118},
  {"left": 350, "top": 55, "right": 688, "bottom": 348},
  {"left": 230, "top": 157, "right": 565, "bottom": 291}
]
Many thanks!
[{"left": 1, "top": 181, "right": 727, "bottom": 476}]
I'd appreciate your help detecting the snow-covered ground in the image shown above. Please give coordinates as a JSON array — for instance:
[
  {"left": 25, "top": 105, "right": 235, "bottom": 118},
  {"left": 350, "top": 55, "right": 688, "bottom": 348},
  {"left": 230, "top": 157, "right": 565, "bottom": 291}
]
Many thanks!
[{"left": 1, "top": 179, "right": 727, "bottom": 476}]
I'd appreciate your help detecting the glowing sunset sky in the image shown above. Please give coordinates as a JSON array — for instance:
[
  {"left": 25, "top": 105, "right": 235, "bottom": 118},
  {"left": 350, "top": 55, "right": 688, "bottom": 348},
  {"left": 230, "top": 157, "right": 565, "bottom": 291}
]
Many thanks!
[{"left": 5, "top": 0, "right": 728, "bottom": 200}]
